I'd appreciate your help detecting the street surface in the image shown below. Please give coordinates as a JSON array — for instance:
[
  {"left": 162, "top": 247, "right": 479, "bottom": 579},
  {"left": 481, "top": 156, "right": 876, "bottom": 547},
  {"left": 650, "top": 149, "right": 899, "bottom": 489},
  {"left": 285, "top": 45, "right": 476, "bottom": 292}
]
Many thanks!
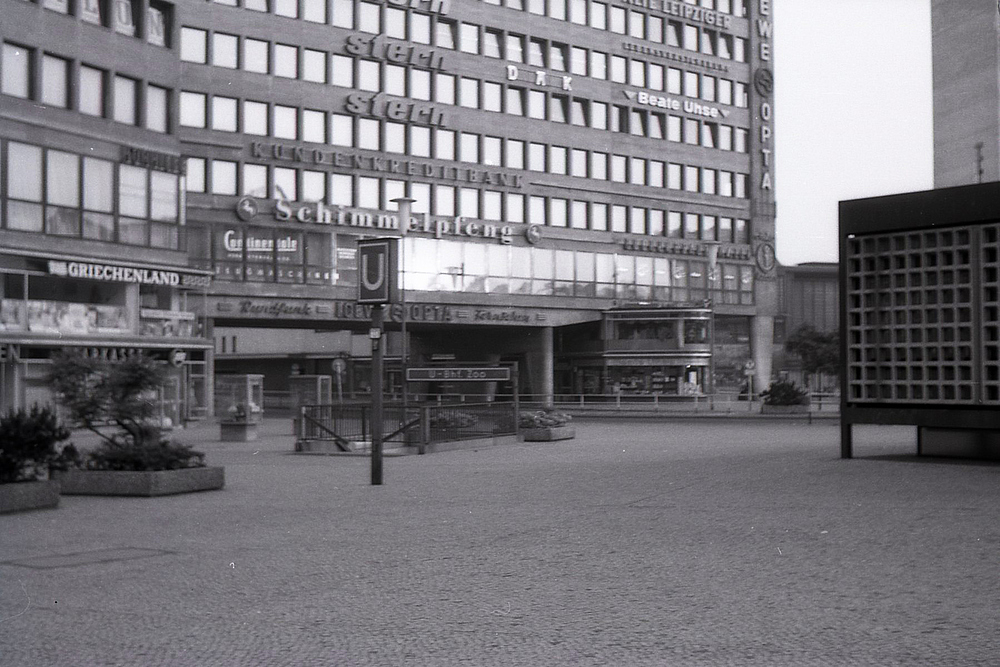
[{"left": 2, "top": 419, "right": 998, "bottom": 666}]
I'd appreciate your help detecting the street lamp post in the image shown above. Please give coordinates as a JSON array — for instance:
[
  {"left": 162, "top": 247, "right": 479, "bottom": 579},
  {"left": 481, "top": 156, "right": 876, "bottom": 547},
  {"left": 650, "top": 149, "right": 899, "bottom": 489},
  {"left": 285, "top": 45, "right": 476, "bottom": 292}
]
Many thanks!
[
  {"left": 391, "top": 197, "right": 415, "bottom": 429},
  {"left": 705, "top": 241, "right": 722, "bottom": 404}
]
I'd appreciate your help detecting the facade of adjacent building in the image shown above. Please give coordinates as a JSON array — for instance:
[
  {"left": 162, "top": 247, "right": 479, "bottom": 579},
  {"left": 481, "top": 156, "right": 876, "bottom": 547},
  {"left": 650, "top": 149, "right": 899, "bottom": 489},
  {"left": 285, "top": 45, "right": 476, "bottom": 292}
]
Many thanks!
[
  {"left": 931, "top": 0, "right": 1000, "bottom": 188},
  {"left": 1, "top": 0, "right": 777, "bottom": 413}
]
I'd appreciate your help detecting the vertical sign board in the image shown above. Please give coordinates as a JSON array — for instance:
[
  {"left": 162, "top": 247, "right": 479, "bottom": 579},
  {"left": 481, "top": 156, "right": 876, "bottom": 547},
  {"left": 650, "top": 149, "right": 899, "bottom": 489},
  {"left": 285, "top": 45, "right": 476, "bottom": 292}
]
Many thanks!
[
  {"left": 356, "top": 238, "right": 398, "bottom": 485},
  {"left": 356, "top": 238, "right": 398, "bottom": 305}
]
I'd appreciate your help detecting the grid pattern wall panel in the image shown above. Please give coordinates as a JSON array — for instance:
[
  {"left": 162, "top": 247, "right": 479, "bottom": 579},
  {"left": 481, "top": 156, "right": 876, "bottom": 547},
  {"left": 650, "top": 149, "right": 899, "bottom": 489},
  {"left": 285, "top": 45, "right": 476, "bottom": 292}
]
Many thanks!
[
  {"left": 981, "top": 224, "right": 1000, "bottom": 401},
  {"left": 846, "top": 227, "right": 977, "bottom": 404}
]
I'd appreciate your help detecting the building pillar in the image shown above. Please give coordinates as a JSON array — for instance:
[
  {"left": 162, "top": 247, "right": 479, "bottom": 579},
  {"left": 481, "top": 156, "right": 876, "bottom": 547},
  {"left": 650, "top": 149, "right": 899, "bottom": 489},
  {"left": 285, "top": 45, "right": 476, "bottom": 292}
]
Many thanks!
[
  {"left": 528, "top": 326, "right": 554, "bottom": 407},
  {"left": 751, "top": 314, "right": 774, "bottom": 396}
]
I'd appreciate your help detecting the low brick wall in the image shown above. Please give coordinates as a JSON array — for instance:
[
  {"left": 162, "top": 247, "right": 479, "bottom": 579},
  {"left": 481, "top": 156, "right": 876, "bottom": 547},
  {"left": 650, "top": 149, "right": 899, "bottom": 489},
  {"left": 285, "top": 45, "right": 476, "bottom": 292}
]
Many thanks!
[{"left": 0, "top": 480, "right": 61, "bottom": 513}]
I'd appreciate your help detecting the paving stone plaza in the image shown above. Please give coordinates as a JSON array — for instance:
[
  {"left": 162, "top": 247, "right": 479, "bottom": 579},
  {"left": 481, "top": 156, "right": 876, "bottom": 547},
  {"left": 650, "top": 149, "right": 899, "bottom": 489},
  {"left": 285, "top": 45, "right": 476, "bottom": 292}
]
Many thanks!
[{"left": 2, "top": 419, "right": 998, "bottom": 666}]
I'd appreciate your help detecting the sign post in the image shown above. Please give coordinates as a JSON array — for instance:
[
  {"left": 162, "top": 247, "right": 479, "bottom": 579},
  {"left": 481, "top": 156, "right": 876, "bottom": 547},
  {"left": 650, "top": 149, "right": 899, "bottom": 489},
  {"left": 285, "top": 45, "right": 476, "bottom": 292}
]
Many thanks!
[{"left": 357, "top": 238, "right": 398, "bottom": 486}]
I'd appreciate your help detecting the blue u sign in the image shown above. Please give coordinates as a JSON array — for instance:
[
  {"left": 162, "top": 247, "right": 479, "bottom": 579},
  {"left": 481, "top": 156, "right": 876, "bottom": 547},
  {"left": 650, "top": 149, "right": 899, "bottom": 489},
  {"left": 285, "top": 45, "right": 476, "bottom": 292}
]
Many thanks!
[{"left": 356, "top": 238, "right": 398, "bottom": 304}]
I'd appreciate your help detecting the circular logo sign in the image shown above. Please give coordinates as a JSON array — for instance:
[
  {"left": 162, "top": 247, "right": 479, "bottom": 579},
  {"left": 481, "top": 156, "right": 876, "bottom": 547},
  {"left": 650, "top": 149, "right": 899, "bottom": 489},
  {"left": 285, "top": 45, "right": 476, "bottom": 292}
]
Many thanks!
[
  {"left": 169, "top": 349, "right": 187, "bottom": 367},
  {"left": 755, "top": 242, "right": 776, "bottom": 274},
  {"left": 525, "top": 225, "right": 543, "bottom": 245},
  {"left": 236, "top": 196, "right": 259, "bottom": 222},
  {"left": 753, "top": 68, "right": 774, "bottom": 97}
]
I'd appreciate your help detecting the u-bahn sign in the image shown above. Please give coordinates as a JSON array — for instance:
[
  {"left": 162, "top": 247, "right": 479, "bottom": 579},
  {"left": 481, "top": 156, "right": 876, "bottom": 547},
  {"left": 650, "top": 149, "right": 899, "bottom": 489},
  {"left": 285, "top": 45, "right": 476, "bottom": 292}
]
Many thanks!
[
  {"left": 356, "top": 238, "right": 398, "bottom": 304},
  {"left": 406, "top": 367, "right": 511, "bottom": 382}
]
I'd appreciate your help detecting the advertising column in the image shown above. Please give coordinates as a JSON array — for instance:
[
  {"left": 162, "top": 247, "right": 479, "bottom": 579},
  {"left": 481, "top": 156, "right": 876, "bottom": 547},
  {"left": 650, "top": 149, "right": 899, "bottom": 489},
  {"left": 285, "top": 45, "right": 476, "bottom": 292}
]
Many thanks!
[{"left": 749, "top": 0, "right": 778, "bottom": 392}]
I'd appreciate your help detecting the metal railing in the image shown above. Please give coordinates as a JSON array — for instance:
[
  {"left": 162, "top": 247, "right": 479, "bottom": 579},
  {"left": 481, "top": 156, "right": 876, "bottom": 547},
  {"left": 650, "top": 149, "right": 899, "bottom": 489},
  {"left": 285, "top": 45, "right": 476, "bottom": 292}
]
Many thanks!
[{"left": 297, "top": 401, "right": 517, "bottom": 451}]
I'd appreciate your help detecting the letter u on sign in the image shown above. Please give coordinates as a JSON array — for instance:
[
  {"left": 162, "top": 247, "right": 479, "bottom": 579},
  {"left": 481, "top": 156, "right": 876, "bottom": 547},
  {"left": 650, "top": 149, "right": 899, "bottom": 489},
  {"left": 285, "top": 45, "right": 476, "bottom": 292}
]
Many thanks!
[{"left": 356, "top": 238, "right": 398, "bottom": 304}]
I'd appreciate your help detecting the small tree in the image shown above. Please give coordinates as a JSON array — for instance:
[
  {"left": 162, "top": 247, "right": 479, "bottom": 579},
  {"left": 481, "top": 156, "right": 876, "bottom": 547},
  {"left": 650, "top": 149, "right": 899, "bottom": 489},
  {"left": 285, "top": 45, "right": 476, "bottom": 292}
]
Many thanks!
[
  {"left": 46, "top": 351, "right": 166, "bottom": 447},
  {"left": 785, "top": 325, "right": 840, "bottom": 383},
  {"left": 0, "top": 405, "right": 71, "bottom": 483}
]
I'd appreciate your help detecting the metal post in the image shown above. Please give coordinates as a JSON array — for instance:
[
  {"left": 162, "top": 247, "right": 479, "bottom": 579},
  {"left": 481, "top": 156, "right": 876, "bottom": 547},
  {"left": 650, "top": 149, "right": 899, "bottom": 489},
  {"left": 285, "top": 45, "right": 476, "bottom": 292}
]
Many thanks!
[
  {"left": 392, "top": 197, "right": 414, "bottom": 447},
  {"left": 371, "top": 307, "right": 384, "bottom": 485}
]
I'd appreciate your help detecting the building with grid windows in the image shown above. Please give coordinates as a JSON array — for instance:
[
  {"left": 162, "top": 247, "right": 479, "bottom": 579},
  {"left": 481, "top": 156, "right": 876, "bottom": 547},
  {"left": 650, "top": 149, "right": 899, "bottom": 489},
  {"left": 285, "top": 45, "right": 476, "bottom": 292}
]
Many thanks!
[{"left": 1, "top": 0, "right": 777, "bottom": 410}]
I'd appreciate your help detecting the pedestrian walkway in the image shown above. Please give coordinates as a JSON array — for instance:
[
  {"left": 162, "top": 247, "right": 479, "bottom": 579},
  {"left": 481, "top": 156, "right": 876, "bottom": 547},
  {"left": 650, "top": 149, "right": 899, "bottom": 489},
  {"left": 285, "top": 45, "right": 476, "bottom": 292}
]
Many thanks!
[{"left": 2, "top": 420, "right": 997, "bottom": 666}]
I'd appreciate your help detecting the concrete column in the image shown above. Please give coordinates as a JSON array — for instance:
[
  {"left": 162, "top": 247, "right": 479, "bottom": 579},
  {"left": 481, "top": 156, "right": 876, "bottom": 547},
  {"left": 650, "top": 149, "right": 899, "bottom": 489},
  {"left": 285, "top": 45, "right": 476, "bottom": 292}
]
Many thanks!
[
  {"left": 541, "top": 326, "right": 554, "bottom": 407},
  {"left": 751, "top": 314, "right": 774, "bottom": 396}
]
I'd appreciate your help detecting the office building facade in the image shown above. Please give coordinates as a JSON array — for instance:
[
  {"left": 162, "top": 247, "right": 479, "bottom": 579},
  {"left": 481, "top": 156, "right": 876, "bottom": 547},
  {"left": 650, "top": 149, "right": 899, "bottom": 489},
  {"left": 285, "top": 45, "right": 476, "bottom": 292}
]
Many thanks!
[{"left": 1, "top": 0, "right": 777, "bottom": 409}]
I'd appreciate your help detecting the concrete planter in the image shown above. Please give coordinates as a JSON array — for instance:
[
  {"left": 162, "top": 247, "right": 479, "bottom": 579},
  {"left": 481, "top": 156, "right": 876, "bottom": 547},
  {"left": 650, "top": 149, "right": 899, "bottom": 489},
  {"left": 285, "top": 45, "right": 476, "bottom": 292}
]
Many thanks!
[
  {"left": 220, "top": 421, "right": 258, "bottom": 442},
  {"left": 55, "top": 467, "right": 225, "bottom": 497},
  {"left": 522, "top": 426, "right": 576, "bottom": 442},
  {"left": 0, "top": 480, "right": 61, "bottom": 514},
  {"left": 761, "top": 404, "right": 810, "bottom": 414}
]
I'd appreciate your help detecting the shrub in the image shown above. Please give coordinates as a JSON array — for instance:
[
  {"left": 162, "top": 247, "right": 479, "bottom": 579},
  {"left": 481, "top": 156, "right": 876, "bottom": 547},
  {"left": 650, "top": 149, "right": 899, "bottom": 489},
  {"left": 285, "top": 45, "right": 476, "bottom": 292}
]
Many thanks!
[
  {"left": 519, "top": 410, "right": 572, "bottom": 428},
  {"left": 46, "top": 351, "right": 206, "bottom": 471},
  {"left": 0, "top": 405, "right": 70, "bottom": 483},
  {"left": 429, "top": 411, "right": 478, "bottom": 429},
  {"left": 761, "top": 379, "right": 810, "bottom": 406},
  {"left": 83, "top": 439, "right": 205, "bottom": 471}
]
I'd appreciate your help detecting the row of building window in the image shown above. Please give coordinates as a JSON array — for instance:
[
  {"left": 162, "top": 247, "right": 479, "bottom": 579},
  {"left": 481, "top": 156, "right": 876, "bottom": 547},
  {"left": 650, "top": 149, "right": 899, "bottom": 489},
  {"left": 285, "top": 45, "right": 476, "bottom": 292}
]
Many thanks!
[
  {"left": 1, "top": 43, "right": 170, "bottom": 132},
  {"left": 195, "top": 231, "right": 754, "bottom": 305},
  {"left": 180, "top": 27, "right": 748, "bottom": 107},
  {"left": 184, "top": 109, "right": 748, "bottom": 195},
  {"left": 17, "top": 0, "right": 173, "bottom": 48},
  {"left": 1, "top": 141, "right": 183, "bottom": 249},
  {"left": 186, "top": 158, "right": 748, "bottom": 242},
  {"left": 180, "top": 94, "right": 748, "bottom": 161},
  {"left": 205, "top": 0, "right": 747, "bottom": 63}
]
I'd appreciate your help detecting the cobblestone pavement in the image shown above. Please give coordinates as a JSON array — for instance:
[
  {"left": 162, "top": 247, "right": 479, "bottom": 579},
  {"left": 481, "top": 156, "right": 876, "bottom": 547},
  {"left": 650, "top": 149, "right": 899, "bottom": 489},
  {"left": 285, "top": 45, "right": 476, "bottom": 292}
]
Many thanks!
[{"left": 2, "top": 419, "right": 998, "bottom": 666}]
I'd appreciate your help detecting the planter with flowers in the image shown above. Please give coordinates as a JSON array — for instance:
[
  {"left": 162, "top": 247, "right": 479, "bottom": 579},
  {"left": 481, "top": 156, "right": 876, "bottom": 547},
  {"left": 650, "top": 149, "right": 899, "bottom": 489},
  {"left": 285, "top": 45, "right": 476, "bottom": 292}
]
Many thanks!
[{"left": 520, "top": 410, "right": 575, "bottom": 441}]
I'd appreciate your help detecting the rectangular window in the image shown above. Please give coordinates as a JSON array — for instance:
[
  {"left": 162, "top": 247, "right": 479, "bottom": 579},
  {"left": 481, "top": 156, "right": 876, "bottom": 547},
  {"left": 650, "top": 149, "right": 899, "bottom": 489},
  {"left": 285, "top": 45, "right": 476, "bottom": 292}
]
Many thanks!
[
  {"left": 330, "top": 113, "right": 353, "bottom": 147},
  {"left": 609, "top": 6, "right": 626, "bottom": 33},
  {"left": 330, "top": 174, "right": 353, "bottom": 206},
  {"left": 41, "top": 54, "right": 69, "bottom": 108},
  {"left": 331, "top": 55, "right": 354, "bottom": 88},
  {"left": 610, "top": 56, "right": 627, "bottom": 83},
  {"left": 483, "top": 81, "right": 502, "bottom": 112},
  {"left": 385, "top": 64, "right": 406, "bottom": 97},
  {"left": 550, "top": 146, "right": 568, "bottom": 175},
  {"left": 435, "top": 185, "right": 455, "bottom": 216},
  {"left": 332, "top": 0, "right": 354, "bottom": 28},
  {"left": 411, "top": 126, "right": 431, "bottom": 158},
  {"left": 274, "top": 44, "right": 298, "bottom": 79},
  {"left": 571, "top": 149, "right": 587, "bottom": 177},
  {"left": 303, "top": 49, "right": 327, "bottom": 83},
  {"left": 212, "top": 33, "right": 238, "bottom": 69},
  {"left": 146, "top": 85, "right": 168, "bottom": 133},
  {"left": 667, "top": 163, "right": 682, "bottom": 189},
  {"left": 83, "top": 157, "right": 114, "bottom": 240},
  {"left": 611, "top": 205, "right": 626, "bottom": 232},
  {"left": 611, "top": 155, "right": 627, "bottom": 183},
  {"left": 436, "top": 129, "right": 456, "bottom": 160},
  {"left": 274, "top": 167, "right": 297, "bottom": 200},
  {"left": 45, "top": 150, "right": 80, "bottom": 235},
  {"left": 244, "top": 100, "right": 268, "bottom": 136},
  {"left": 435, "top": 73, "right": 455, "bottom": 104},
  {"left": 437, "top": 20, "right": 456, "bottom": 49},
  {"left": 150, "top": 171, "right": 178, "bottom": 223},
  {"left": 411, "top": 69, "right": 431, "bottom": 101},
  {"left": 303, "top": 0, "right": 326, "bottom": 23},
  {"left": 303, "top": 109, "right": 326, "bottom": 143},
  {"left": 212, "top": 95, "right": 237, "bottom": 132},
  {"left": 506, "top": 34, "right": 524, "bottom": 63},
  {"left": 460, "top": 77, "right": 478, "bottom": 108},
  {"left": 549, "top": 0, "right": 566, "bottom": 20},
  {"left": 590, "top": 152, "right": 607, "bottom": 180},
  {"left": 114, "top": 76, "right": 138, "bottom": 125},
  {"left": 529, "top": 143, "right": 546, "bottom": 172},
  {"left": 244, "top": 39, "right": 269, "bottom": 74},
  {"left": 590, "top": 1, "right": 607, "bottom": 29},
  {"left": 550, "top": 95, "right": 568, "bottom": 123},
  {"left": 684, "top": 213, "right": 699, "bottom": 238},
  {"left": 385, "top": 122, "right": 405, "bottom": 153},
  {"left": 185, "top": 158, "right": 206, "bottom": 193},
  {"left": 591, "top": 202, "right": 607, "bottom": 231},
  {"left": 667, "top": 211, "right": 682, "bottom": 238},
  {"left": 550, "top": 44, "right": 567, "bottom": 71},
  {"left": 507, "top": 193, "right": 525, "bottom": 223},
  {"left": 506, "top": 139, "right": 525, "bottom": 169},
  {"left": 275, "top": 0, "right": 298, "bottom": 18},
  {"left": 358, "top": 118, "right": 379, "bottom": 150},
  {"left": 79, "top": 65, "right": 105, "bottom": 117},
  {"left": 591, "top": 101, "right": 607, "bottom": 130},
  {"left": 411, "top": 13, "right": 431, "bottom": 44},
  {"left": 702, "top": 168, "right": 716, "bottom": 194},
  {"left": 684, "top": 166, "right": 699, "bottom": 192},
  {"left": 629, "top": 207, "right": 646, "bottom": 235},
  {"left": 460, "top": 133, "right": 478, "bottom": 163},
  {"left": 460, "top": 23, "right": 479, "bottom": 54},
  {"left": 484, "top": 30, "right": 502, "bottom": 58},
  {"left": 590, "top": 51, "right": 606, "bottom": 80},
  {"left": 718, "top": 79, "right": 733, "bottom": 105},
  {"left": 119, "top": 164, "right": 148, "bottom": 219},
  {"left": 243, "top": 164, "right": 267, "bottom": 197},
  {"left": 358, "top": 2, "right": 380, "bottom": 33},
  {"left": 273, "top": 105, "right": 298, "bottom": 139}
]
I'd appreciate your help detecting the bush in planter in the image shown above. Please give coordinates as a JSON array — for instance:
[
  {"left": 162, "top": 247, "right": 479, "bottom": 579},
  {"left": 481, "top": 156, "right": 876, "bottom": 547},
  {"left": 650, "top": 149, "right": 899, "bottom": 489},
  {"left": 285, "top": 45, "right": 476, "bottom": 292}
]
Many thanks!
[
  {"left": 429, "top": 411, "right": 478, "bottom": 429},
  {"left": 760, "top": 379, "right": 810, "bottom": 406},
  {"left": 519, "top": 410, "right": 572, "bottom": 429},
  {"left": 46, "top": 351, "right": 206, "bottom": 471},
  {"left": 0, "top": 405, "right": 71, "bottom": 483}
]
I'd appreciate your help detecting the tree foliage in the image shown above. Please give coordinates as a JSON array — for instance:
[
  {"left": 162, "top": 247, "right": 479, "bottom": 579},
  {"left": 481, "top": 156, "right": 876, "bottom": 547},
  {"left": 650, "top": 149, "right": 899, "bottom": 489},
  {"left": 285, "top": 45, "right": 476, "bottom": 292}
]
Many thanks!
[
  {"left": 0, "top": 405, "right": 70, "bottom": 483},
  {"left": 785, "top": 325, "right": 840, "bottom": 377},
  {"left": 46, "top": 351, "right": 166, "bottom": 447}
]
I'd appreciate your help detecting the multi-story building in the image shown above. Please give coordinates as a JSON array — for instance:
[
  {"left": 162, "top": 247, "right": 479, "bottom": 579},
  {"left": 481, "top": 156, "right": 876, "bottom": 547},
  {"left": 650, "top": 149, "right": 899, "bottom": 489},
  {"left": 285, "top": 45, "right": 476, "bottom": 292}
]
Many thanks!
[
  {"left": 2, "top": 0, "right": 777, "bottom": 410},
  {"left": 932, "top": 0, "right": 1000, "bottom": 188},
  {"left": 0, "top": 0, "right": 213, "bottom": 421}
]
